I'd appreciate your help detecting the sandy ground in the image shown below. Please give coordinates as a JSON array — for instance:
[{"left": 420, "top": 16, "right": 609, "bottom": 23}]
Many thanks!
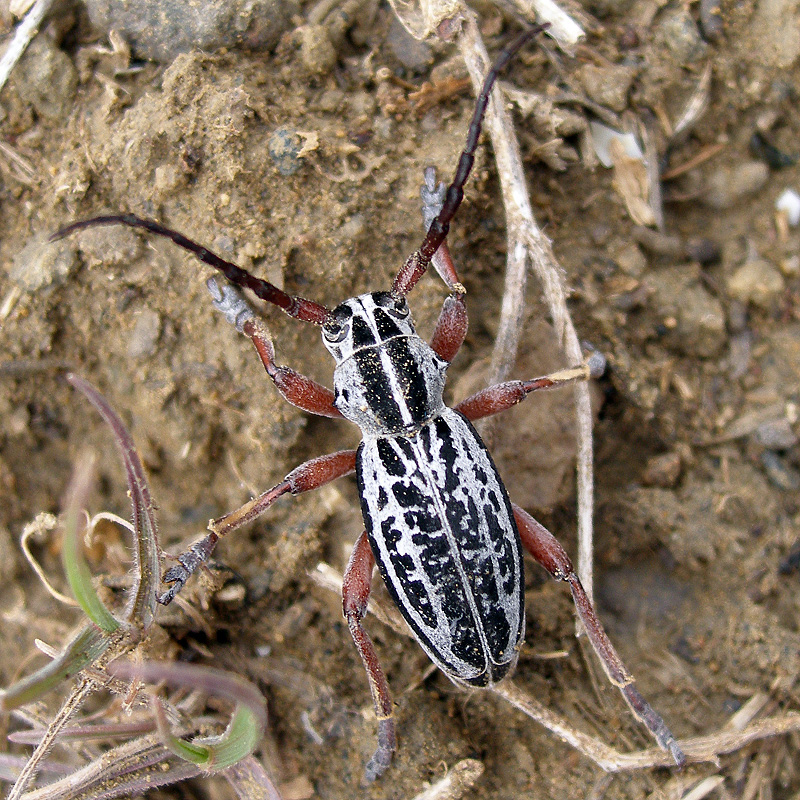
[{"left": 1, "top": 1, "right": 799, "bottom": 798}]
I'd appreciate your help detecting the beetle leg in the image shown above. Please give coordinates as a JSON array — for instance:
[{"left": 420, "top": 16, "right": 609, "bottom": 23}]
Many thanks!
[
  {"left": 158, "top": 450, "right": 356, "bottom": 604},
  {"left": 432, "top": 242, "right": 462, "bottom": 292},
  {"left": 418, "top": 167, "right": 470, "bottom": 364},
  {"left": 242, "top": 317, "right": 342, "bottom": 418},
  {"left": 454, "top": 353, "right": 606, "bottom": 421},
  {"left": 206, "top": 277, "right": 342, "bottom": 418},
  {"left": 420, "top": 167, "right": 467, "bottom": 294},
  {"left": 343, "top": 530, "right": 397, "bottom": 783},
  {"left": 512, "top": 504, "right": 686, "bottom": 768},
  {"left": 430, "top": 293, "right": 468, "bottom": 364}
]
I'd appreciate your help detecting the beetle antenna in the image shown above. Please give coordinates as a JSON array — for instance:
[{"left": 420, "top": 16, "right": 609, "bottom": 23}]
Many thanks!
[
  {"left": 393, "top": 23, "right": 549, "bottom": 297},
  {"left": 51, "top": 214, "right": 331, "bottom": 325}
]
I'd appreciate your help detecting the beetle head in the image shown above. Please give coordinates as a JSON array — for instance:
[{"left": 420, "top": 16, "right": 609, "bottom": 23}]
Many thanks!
[{"left": 322, "top": 292, "right": 416, "bottom": 363}]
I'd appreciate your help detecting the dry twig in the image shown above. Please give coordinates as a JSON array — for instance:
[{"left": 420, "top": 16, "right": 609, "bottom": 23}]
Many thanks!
[
  {"left": 0, "top": 0, "right": 55, "bottom": 96},
  {"left": 455, "top": 11, "right": 597, "bottom": 602},
  {"left": 311, "top": 561, "right": 800, "bottom": 776}
]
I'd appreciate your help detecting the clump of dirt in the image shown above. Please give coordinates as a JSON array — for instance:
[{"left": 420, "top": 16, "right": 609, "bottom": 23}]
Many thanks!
[{"left": 0, "top": 1, "right": 799, "bottom": 798}]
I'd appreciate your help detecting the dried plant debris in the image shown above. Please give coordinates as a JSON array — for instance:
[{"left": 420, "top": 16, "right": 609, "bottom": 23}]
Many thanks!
[{"left": 1, "top": 377, "right": 271, "bottom": 800}]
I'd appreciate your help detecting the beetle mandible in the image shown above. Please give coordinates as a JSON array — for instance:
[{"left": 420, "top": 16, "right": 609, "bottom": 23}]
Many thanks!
[{"left": 53, "top": 26, "right": 685, "bottom": 781}]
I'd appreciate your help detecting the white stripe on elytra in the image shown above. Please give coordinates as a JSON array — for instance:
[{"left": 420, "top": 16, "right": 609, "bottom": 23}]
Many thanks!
[
  {"left": 409, "top": 428, "right": 492, "bottom": 656},
  {"left": 367, "top": 414, "right": 514, "bottom": 678},
  {"left": 364, "top": 437, "right": 476, "bottom": 675}
]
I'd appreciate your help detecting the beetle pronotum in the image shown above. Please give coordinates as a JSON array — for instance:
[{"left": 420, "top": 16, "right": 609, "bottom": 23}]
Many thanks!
[{"left": 54, "top": 26, "right": 685, "bottom": 781}]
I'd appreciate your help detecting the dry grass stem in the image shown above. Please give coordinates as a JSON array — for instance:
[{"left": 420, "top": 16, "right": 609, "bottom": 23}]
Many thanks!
[
  {"left": 410, "top": 759, "right": 485, "bottom": 800},
  {"left": 0, "top": 0, "right": 55, "bottom": 96},
  {"left": 0, "top": 140, "right": 36, "bottom": 185},
  {"left": 456, "top": 12, "right": 596, "bottom": 602},
  {"left": 18, "top": 733, "right": 202, "bottom": 800},
  {"left": 680, "top": 775, "right": 726, "bottom": 800},
  {"left": 7, "top": 680, "right": 97, "bottom": 800},
  {"left": 387, "top": 0, "right": 466, "bottom": 38},
  {"left": 495, "top": 680, "right": 800, "bottom": 771},
  {"left": 388, "top": 0, "right": 584, "bottom": 45},
  {"left": 19, "top": 513, "right": 78, "bottom": 608},
  {"left": 504, "top": 0, "right": 585, "bottom": 46},
  {"left": 313, "top": 560, "right": 800, "bottom": 776}
]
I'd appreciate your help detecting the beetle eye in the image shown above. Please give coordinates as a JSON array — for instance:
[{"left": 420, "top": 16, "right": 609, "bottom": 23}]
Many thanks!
[
  {"left": 323, "top": 323, "right": 348, "bottom": 343},
  {"left": 388, "top": 299, "right": 409, "bottom": 319}
]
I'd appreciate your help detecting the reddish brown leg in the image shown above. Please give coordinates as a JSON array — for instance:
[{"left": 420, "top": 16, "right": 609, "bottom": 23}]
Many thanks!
[
  {"left": 241, "top": 317, "right": 342, "bottom": 419},
  {"left": 430, "top": 293, "right": 468, "bottom": 364},
  {"left": 455, "top": 357, "right": 604, "bottom": 421},
  {"left": 419, "top": 168, "right": 469, "bottom": 364},
  {"left": 420, "top": 167, "right": 465, "bottom": 293},
  {"left": 158, "top": 450, "right": 356, "bottom": 604},
  {"left": 431, "top": 242, "right": 461, "bottom": 291},
  {"left": 512, "top": 504, "right": 685, "bottom": 766},
  {"left": 343, "top": 531, "right": 396, "bottom": 783}
]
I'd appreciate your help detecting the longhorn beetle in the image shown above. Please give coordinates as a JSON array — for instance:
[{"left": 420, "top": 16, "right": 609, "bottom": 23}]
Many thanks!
[{"left": 53, "top": 26, "right": 685, "bottom": 781}]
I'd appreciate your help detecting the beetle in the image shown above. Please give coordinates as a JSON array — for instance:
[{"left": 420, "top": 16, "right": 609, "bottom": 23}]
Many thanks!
[{"left": 53, "top": 26, "right": 685, "bottom": 780}]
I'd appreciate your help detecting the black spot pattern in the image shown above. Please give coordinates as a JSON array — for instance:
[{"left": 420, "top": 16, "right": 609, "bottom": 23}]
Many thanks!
[
  {"left": 376, "top": 438, "right": 405, "bottom": 476},
  {"left": 349, "top": 339, "right": 433, "bottom": 433},
  {"left": 373, "top": 308, "right": 404, "bottom": 341},
  {"left": 357, "top": 409, "right": 524, "bottom": 686},
  {"left": 350, "top": 315, "right": 377, "bottom": 348},
  {"left": 353, "top": 349, "right": 404, "bottom": 431},
  {"left": 384, "top": 339, "right": 429, "bottom": 423}
]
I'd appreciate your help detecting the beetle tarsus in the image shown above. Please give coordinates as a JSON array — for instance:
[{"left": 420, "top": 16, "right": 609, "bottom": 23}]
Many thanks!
[
  {"left": 206, "top": 277, "right": 255, "bottom": 332},
  {"left": 157, "top": 533, "right": 219, "bottom": 605},
  {"left": 620, "top": 684, "right": 687, "bottom": 767},
  {"left": 363, "top": 718, "right": 397, "bottom": 783},
  {"left": 420, "top": 166, "right": 447, "bottom": 230}
]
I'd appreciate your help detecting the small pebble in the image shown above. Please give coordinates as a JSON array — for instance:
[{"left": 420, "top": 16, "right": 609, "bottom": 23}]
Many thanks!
[
  {"left": 647, "top": 266, "right": 726, "bottom": 357},
  {"left": 153, "top": 164, "right": 183, "bottom": 198},
  {"left": 633, "top": 225, "right": 683, "bottom": 258},
  {"left": 15, "top": 35, "right": 77, "bottom": 121},
  {"left": 312, "top": 88, "right": 344, "bottom": 114},
  {"left": 700, "top": 0, "right": 724, "bottom": 40},
  {"left": 643, "top": 452, "right": 682, "bottom": 488},
  {"left": 755, "top": 418, "right": 798, "bottom": 450},
  {"left": 776, "top": 188, "right": 800, "bottom": 226},
  {"left": 618, "top": 26, "right": 640, "bottom": 50},
  {"left": 761, "top": 451, "right": 800, "bottom": 492},
  {"left": 702, "top": 161, "right": 769, "bottom": 209},
  {"left": 727, "top": 259, "right": 785, "bottom": 309},
  {"left": 85, "top": 0, "right": 298, "bottom": 62},
  {"left": 10, "top": 236, "right": 77, "bottom": 292},
  {"left": 656, "top": 7, "right": 708, "bottom": 63},
  {"left": 578, "top": 64, "right": 636, "bottom": 113},
  {"left": 750, "top": 0, "right": 800, "bottom": 69},
  {"left": 386, "top": 14, "right": 433, "bottom": 72},
  {"left": 728, "top": 331, "right": 752, "bottom": 379},
  {"left": 268, "top": 128, "right": 302, "bottom": 176},
  {"left": 781, "top": 255, "right": 800, "bottom": 276},
  {"left": 612, "top": 241, "right": 647, "bottom": 277},
  {"left": 127, "top": 308, "right": 161, "bottom": 359},
  {"left": 299, "top": 24, "right": 337, "bottom": 76},
  {"left": 590, "top": 223, "right": 612, "bottom": 246}
]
